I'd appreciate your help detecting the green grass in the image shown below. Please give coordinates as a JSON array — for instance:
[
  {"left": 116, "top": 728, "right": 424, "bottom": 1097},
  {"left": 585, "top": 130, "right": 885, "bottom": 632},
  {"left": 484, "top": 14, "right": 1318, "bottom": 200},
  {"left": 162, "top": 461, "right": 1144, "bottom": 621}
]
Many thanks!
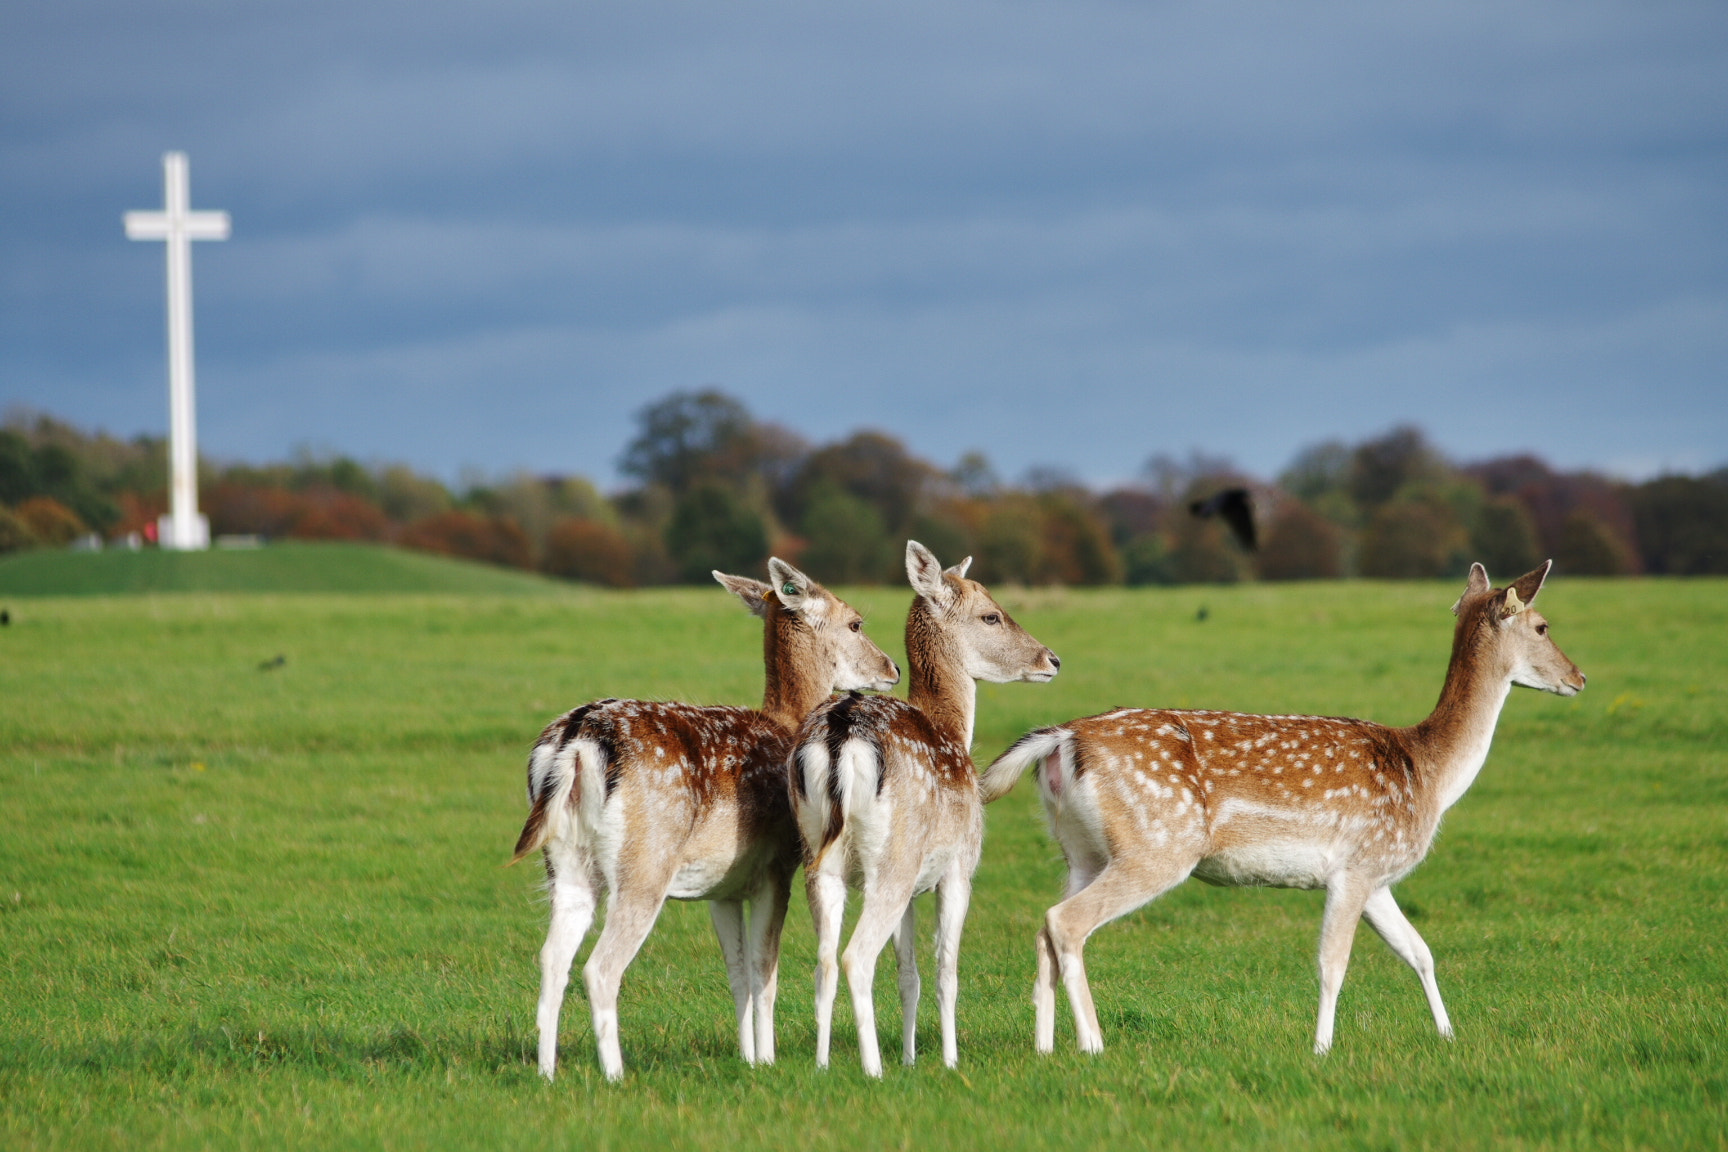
[
  {"left": 1, "top": 578, "right": 1723, "bottom": 1150},
  {"left": 0, "top": 542, "right": 569, "bottom": 596}
]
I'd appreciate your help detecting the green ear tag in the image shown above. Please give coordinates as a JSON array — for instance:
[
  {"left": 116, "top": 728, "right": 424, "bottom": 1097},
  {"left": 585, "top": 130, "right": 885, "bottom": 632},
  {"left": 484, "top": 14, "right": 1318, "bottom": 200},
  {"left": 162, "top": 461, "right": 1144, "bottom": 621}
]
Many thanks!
[{"left": 782, "top": 582, "right": 798, "bottom": 597}]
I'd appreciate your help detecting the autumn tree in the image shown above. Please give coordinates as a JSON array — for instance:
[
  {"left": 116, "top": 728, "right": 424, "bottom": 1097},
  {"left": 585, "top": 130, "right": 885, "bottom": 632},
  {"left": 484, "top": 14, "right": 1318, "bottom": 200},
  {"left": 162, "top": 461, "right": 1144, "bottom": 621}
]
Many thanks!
[
  {"left": 1258, "top": 499, "right": 1345, "bottom": 581},
  {"left": 1358, "top": 497, "right": 1468, "bottom": 579},
  {"left": 14, "top": 496, "right": 87, "bottom": 546},
  {"left": 543, "top": 518, "right": 637, "bottom": 587},
  {"left": 400, "top": 511, "right": 531, "bottom": 569}
]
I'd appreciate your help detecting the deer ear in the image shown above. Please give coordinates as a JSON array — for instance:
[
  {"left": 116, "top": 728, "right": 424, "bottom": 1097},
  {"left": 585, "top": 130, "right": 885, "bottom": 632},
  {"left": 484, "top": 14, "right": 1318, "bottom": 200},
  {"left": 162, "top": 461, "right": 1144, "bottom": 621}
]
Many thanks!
[
  {"left": 766, "top": 557, "right": 821, "bottom": 616},
  {"left": 1452, "top": 562, "right": 1492, "bottom": 616},
  {"left": 714, "top": 571, "right": 772, "bottom": 618},
  {"left": 1509, "top": 559, "right": 1552, "bottom": 608},
  {"left": 906, "top": 540, "right": 954, "bottom": 604},
  {"left": 945, "top": 556, "right": 973, "bottom": 580}
]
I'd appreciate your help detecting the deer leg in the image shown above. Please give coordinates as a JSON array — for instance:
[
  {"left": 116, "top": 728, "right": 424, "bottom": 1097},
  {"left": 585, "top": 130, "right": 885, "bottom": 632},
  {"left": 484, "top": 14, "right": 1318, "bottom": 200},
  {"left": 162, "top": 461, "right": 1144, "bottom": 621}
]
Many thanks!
[
  {"left": 808, "top": 868, "right": 847, "bottom": 1069},
  {"left": 582, "top": 885, "right": 670, "bottom": 1081},
  {"left": 1046, "top": 861, "right": 1183, "bottom": 1055},
  {"left": 536, "top": 872, "right": 597, "bottom": 1080},
  {"left": 709, "top": 898, "right": 754, "bottom": 1064},
  {"left": 934, "top": 864, "right": 972, "bottom": 1069},
  {"left": 1034, "top": 855, "right": 1099, "bottom": 1054},
  {"left": 842, "top": 886, "right": 913, "bottom": 1078},
  {"left": 1362, "top": 886, "right": 1453, "bottom": 1040},
  {"left": 1034, "top": 924, "right": 1059, "bottom": 1054},
  {"left": 894, "top": 900, "right": 920, "bottom": 1066},
  {"left": 747, "top": 867, "right": 792, "bottom": 1065},
  {"left": 1313, "top": 878, "right": 1373, "bottom": 1055}
]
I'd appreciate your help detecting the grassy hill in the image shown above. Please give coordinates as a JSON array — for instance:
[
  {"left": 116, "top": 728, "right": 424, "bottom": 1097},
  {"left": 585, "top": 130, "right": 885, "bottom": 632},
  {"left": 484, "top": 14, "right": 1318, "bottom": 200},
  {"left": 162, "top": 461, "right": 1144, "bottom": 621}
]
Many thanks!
[{"left": 0, "top": 541, "right": 571, "bottom": 596}]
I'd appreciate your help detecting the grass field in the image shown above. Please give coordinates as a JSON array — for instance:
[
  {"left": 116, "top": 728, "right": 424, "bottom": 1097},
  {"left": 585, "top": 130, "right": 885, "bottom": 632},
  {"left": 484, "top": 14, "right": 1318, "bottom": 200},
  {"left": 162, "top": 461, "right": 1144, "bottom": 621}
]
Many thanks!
[
  {"left": 1, "top": 555, "right": 1724, "bottom": 1150},
  {"left": 0, "top": 542, "right": 567, "bottom": 597}
]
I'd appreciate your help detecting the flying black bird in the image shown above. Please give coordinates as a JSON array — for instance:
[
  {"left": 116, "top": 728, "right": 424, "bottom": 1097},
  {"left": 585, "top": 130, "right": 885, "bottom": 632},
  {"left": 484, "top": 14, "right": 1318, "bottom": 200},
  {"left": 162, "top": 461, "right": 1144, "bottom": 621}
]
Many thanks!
[{"left": 1189, "top": 487, "right": 1257, "bottom": 551}]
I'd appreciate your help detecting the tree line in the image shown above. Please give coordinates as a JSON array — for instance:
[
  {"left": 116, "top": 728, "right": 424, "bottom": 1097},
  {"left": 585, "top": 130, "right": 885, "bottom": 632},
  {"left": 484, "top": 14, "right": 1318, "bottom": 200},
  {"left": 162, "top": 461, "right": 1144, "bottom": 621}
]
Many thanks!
[{"left": 2, "top": 393, "right": 1724, "bottom": 583}]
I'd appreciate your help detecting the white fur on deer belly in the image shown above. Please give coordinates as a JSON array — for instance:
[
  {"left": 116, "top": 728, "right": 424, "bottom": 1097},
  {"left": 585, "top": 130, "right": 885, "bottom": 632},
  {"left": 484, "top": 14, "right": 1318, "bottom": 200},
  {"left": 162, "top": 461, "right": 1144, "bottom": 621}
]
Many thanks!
[
  {"left": 1192, "top": 839, "right": 1334, "bottom": 889},
  {"left": 667, "top": 856, "right": 735, "bottom": 899},
  {"left": 913, "top": 844, "right": 961, "bottom": 892}
]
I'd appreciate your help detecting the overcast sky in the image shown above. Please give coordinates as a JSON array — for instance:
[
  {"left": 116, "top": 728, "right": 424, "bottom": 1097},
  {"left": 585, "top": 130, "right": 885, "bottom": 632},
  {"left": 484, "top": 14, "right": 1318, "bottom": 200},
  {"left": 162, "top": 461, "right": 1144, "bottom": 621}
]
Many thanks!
[{"left": 2, "top": 0, "right": 1724, "bottom": 488}]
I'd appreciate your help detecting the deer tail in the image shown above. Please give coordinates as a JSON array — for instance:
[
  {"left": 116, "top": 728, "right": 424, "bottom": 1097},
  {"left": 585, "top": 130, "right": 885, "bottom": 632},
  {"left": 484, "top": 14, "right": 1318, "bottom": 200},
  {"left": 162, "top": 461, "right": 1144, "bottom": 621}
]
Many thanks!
[
  {"left": 979, "top": 727, "right": 1070, "bottom": 804},
  {"left": 792, "top": 694, "right": 879, "bottom": 870},
  {"left": 509, "top": 702, "right": 612, "bottom": 865}
]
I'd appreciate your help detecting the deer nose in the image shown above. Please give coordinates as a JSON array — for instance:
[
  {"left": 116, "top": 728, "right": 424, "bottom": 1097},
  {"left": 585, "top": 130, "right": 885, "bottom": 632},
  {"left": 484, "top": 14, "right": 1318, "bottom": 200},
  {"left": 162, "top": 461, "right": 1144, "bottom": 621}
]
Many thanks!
[{"left": 1048, "top": 652, "right": 1061, "bottom": 671}]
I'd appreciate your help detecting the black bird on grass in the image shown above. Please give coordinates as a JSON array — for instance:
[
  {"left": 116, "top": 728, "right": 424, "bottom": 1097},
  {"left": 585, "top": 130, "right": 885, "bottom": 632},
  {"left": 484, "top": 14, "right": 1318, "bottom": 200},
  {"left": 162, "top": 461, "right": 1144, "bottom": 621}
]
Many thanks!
[
  {"left": 1189, "top": 487, "right": 1257, "bottom": 551},
  {"left": 258, "top": 654, "right": 286, "bottom": 671}
]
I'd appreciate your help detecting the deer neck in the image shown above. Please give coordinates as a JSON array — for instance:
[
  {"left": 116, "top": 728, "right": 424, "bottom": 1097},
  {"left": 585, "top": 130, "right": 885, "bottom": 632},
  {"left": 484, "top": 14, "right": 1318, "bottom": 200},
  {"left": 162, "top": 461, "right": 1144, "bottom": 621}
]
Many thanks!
[
  {"left": 1410, "top": 621, "right": 1514, "bottom": 813},
  {"left": 758, "top": 605, "right": 829, "bottom": 732},
  {"left": 906, "top": 603, "right": 976, "bottom": 749}
]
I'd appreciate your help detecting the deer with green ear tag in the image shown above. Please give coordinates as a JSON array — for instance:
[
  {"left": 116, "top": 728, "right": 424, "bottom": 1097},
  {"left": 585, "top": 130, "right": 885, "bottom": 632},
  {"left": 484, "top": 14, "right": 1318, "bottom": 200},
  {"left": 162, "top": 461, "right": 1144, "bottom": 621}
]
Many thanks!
[{"left": 511, "top": 558, "right": 898, "bottom": 1081}]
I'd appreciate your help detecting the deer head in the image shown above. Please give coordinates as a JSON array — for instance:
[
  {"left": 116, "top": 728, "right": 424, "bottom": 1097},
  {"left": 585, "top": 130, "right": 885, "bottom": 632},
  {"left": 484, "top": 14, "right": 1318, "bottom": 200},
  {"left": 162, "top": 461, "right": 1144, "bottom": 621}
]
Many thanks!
[
  {"left": 1452, "top": 560, "right": 1586, "bottom": 697},
  {"left": 715, "top": 559, "right": 900, "bottom": 705},
  {"left": 904, "top": 540, "right": 1060, "bottom": 684}
]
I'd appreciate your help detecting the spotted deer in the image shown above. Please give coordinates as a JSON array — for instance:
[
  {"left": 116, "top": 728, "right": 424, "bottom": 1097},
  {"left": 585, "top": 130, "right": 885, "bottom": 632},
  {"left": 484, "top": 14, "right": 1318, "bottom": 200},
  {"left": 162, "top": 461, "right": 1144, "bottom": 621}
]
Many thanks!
[
  {"left": 510, "top": 559, "right": 899, "bottom": 1081},
  {"left": 982, "top": 561, "right": 1585, "bottom": 1057},
  {"left": 793, "top": 541, "right": 1061, "bottom": 1077}
]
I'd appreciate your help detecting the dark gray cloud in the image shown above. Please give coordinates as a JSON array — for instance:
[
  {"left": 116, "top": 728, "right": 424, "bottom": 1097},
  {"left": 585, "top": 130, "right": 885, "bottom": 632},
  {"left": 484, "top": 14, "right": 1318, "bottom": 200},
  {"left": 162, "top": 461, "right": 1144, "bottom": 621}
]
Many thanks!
[{"left": 3, "top": 0, "right": 1724, "bottom": 483}]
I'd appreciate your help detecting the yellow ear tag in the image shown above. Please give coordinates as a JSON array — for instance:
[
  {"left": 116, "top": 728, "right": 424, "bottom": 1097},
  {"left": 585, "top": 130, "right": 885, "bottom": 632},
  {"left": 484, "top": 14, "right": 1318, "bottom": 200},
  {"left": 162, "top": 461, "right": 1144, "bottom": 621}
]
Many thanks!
[{"left": 1503, "top": 587, "right": 1525, "bottom": 616}]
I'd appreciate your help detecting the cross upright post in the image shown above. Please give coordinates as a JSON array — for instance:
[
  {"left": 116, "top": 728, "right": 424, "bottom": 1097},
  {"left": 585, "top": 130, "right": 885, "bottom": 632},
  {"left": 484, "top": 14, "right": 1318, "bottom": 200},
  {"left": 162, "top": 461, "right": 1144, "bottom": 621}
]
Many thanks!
[{"left": 125, "top": 152, "right": 229, "bottom": 551}]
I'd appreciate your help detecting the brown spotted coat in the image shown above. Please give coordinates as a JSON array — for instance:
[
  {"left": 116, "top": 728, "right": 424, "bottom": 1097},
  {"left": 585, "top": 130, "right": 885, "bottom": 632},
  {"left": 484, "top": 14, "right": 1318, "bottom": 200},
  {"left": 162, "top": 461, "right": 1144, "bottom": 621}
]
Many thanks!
[{"left": 981, "top": 561, "right": 1586, "bottom": 1057}]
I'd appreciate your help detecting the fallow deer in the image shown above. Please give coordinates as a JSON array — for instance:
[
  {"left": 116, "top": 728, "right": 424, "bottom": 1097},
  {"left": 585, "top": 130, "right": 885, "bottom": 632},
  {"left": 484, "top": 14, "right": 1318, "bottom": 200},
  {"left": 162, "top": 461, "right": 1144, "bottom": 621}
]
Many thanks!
[
  {"left": 511, "top": 559, "right": 899, "bottom": 1081},
  {"left": 793, "top": 541, "right": 1061, "bottom": 1077},
  {"left": 981, "top": 561, "right": 1585, "bottom": 1057}
]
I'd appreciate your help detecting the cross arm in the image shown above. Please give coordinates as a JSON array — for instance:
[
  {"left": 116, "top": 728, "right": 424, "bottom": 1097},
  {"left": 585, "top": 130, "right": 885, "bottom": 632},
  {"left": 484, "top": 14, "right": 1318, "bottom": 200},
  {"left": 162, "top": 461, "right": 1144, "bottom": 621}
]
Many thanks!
[{"left": 124, "top": 210, "right": 231, "bottom": 241}]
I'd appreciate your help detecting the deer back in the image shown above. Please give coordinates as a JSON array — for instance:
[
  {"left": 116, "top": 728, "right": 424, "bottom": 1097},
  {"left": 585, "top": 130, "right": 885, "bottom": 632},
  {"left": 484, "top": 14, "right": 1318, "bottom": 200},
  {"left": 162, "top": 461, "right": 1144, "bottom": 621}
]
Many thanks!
[
  {"left": 1038, "top": 707, "right": 1433, "bottom": 890},
  {"left": 793, "top": 691, "right": 980, "bottom": 877}
]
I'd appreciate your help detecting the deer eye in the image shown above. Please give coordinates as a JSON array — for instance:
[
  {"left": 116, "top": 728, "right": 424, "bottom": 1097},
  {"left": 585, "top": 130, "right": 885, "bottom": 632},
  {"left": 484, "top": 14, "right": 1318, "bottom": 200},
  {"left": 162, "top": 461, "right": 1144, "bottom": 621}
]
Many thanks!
[
  {"left": 982, "top": 613, "right": 1002, "bottom": 625},
  {"left": 1535, "top": 622, "right": 1548, "bottom": 636},
  {"left": 849, "top": 620, "right": 862, "bottom": 633}
]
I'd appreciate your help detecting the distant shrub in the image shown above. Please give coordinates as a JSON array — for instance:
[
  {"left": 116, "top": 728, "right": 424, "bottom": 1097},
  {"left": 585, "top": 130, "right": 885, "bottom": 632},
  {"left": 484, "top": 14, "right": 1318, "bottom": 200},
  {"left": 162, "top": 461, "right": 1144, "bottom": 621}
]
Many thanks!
[
  {"left": 1258, "top": 500, "right": 1344, "bottom": 581},
  {"left": 1359, "top": 498, "right": 1468, "bottom": 579},
  {"left": 0, "top": 505, "right": 36, "bottom": 553},
  {"left": 207, "top": 483, "right": 389, "bottom": 541},
  {"left": 1122, "top": 533, "right": 1177, "bottom": 586},
  {"left": 289, "top": 491, "right": 390, "bottom": 541},
  {"left": 114, "top": 491, "right": 166, "bottom": 539},
  {"left": 1628, "top": 474, "right": 1728, "bottom": 575},
  {"left": 975, "top": 497, "right": 1043, "bottom": 584},
  {"left": 901, "top": 511, "right": 973, "bottom": 577},
  {"left": 1555, "top": 508, "right": 1636, "bottom": 576},
  {"left": 1469, "top": 496, "right": 1541, "bottom": 578},
  {"left": 1036, "top": 495, "right": 1122, "bottom": 585},
  {"left": 400, "top": 511, "right": 532, "bottom": 569},
  {"left": 798, "top": 480, "right": 895, "bottom": 584},
  {"left": 14, "top": 496, "right": 87, "bottom": 547},
  {"left": 1168, "top": 517, "right": 1248, "bottom": 584},
  {"left": 664, "top": 484, "right": 769, "bottom": 584},
  {"left": 542, "top": 517, "right": 637, "bottom": 587},
  {"left": 206, "top": 483, "right": 307, "bottom": 537}
]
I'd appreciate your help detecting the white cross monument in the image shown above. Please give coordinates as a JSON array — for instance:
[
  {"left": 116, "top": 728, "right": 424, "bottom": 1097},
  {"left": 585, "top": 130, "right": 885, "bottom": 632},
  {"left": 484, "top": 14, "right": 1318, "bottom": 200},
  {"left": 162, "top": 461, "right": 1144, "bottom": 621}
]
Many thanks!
[{"left": 125, "top": 151, "right": 230, "bottom": 551}]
